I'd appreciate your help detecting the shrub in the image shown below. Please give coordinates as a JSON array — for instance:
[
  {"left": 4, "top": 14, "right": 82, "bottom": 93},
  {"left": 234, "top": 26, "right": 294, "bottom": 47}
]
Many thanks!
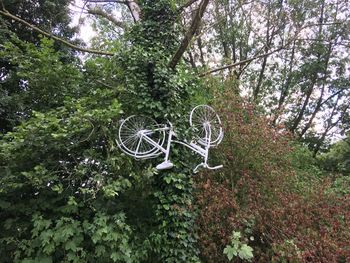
[{"left": 195, "top": 89, "right": 350, "bottom": 262}]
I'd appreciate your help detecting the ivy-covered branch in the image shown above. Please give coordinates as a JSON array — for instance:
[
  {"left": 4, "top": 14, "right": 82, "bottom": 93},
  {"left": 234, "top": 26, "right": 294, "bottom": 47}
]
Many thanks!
[{"left": 0, "top": 9, "right": 114, "bottom": 56}]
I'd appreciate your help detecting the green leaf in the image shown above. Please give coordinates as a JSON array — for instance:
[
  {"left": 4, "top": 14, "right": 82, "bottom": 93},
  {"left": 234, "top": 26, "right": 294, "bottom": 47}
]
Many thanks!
[
  {"left": 238, "top": 244, "right": 254, "bottom": 260},
  {"left": 223, "top": 246, "right": 237, "bottom": 261},
  {"left": 111, "top": 252, "right": 120, "bottom": 262},
  {"left": 164, "top": 176, "right": 172, "bottom": 184},
  {"left": 65, "top": 240, "right": 78, "bottom": 252},
  {"left": 232, "top": 231, "right": 241, "bottom": 239},
  {"left": 36, "top": 257, "right": 52, "bottom": 263}
]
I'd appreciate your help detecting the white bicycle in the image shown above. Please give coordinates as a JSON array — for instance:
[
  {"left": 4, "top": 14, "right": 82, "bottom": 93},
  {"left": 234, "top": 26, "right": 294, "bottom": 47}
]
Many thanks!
[{"left": 116, "top": 105, "right": 224, "bottom": 173}]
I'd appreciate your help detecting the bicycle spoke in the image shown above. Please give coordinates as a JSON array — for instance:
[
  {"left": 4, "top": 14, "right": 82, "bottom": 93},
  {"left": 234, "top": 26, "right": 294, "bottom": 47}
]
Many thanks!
[
  {"left": 118, "top": 115, "right": 165, "bottom": 157},
  {"left": 190, "top": 105, "right": 223, "bottom": 146}
]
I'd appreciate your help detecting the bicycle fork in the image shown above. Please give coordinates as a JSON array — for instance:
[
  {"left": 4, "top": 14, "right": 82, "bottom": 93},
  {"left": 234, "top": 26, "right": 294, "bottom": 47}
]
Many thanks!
[
  {"left": 193, "top": 124, "right": 223, "bottom": 173},
  {"left": 155, "top": 130, "right": 175, "bottom": 170}
]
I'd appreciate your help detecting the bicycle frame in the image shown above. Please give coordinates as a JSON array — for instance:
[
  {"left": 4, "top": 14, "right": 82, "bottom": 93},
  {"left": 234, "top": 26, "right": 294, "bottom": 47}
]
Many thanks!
[{"left": 138, "top": 123, "right": 223, "bottom": 172}]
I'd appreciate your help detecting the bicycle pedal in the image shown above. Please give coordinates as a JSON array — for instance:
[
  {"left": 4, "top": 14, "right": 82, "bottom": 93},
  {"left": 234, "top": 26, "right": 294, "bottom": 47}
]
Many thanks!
[{"left": 156, "top": 161, "right": 174, "bottom": 170}]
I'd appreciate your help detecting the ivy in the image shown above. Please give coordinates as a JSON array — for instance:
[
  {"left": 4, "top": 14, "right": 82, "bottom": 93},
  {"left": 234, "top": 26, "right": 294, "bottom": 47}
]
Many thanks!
[
  {"left": 0, "top": 1, "right": 205, "bottom": 262},
  {"left": 113, "top": 1, "right": 205, "bottom": 261}
]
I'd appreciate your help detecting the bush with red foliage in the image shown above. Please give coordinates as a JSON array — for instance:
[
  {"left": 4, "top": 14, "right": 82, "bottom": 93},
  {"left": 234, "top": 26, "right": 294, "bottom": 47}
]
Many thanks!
[{"left": 195, "top": 89, "right": 350, "bottom": 262}]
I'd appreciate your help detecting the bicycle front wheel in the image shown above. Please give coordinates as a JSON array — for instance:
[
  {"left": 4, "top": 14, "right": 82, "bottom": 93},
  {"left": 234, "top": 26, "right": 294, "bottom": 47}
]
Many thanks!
[{"left": 117, "top": 115, "right": 165, "bottom": 159}]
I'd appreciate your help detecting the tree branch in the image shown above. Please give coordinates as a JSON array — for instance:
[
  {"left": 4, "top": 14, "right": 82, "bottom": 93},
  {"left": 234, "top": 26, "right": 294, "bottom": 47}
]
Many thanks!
[
  {"left": 85, "top": 0, "right": 128, "bottom": 3},
  {"left": 125, "top": 1, "right": 140, "bottom": 22},
  {"left": 87, "top": 7, "right": 126, "bottom": 28},
  {"left": 178, "top": 0, "right": 201, "bottom": 12},
  {"left": 85, "top": 0, "right": 140, "bottom": 22},
  {"left": 199, "top": 21, "right": 343, "bottom": 77},
  {"left": 199, "top": 46, "right": 284, "bottom": 77},
  {"left": 0, "top": 9, "right": 114, "bottom": 56},
  {"left": 169, "top": 0, "right": 209, "bottom": 69},
  {"left": 320, "top": 89, "right": 345, "bottom": 108}
]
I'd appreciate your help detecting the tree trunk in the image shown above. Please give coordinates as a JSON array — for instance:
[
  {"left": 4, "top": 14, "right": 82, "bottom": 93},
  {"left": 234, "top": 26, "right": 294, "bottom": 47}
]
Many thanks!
[
  {"left": 289, "top": 83, "right": 314, "bottom": 134},
  {"left": 312, "top": 96, "right": 343, "bottom": 156},
  {"left": 289, "top": 0, "right": 325, "bottom": 134},
  {"left": 253, "top": 0, "right": 284, "bottom": 102},
  {"left": 126, "top": 1, "right": 141, "bottom": 22},
  {"left": 214, "top": 1, "right": 230, "bottom": 60},
  {"left": 253, "top": 47, "right": 269, "bottom": 101},
  {"left": 197, "top": 37, "right": 205, "bottom": 67},
  {"left": 272, "top": 40, "right": 296, "bottom": 125},
  {"left": 186, "top": 50, "right": 197, "bottom": 69},
  {"left": 299, "top": 42, "right": 333, "bottom": 137},
  {"left": 169, "top": 0, "right": 210, "bottom": 69}
]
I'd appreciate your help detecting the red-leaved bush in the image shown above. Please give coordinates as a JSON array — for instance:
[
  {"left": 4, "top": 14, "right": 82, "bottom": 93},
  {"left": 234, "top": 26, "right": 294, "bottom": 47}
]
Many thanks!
[{"left": 195, "top": 89, "right": 350, "bottom": 262}]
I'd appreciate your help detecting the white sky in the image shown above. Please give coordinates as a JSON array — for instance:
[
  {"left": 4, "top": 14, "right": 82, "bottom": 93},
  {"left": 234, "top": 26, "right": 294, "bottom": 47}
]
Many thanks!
[{"left": 69, "top": 0, "right": 96, "bottom": 44}]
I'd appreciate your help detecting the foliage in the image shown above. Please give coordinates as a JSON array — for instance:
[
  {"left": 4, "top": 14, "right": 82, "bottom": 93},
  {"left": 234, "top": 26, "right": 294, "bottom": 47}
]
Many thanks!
[
  {"left": 115, "top": 2, "right": 202, "bottom": 261},
  {"left": 115, "top": 0, "right": 199, "bottom": 121},
  {"left": 0, "top": 28, "right": 149, "bottom": 263},
  {"left": 328, "top": 176, "right": 350, "bottom": 196},
  {"left": 1, "top": 0, "right": 75, "bottom": 43},
  {"left": 318, "top": 133, "right": 350, "bottom": 176},
  {"left": 223, "top": 231, "right": 253, "bottom": 262},
  {"left": 0, "top": 1, "right": 203, "bottom": 262},
  {"left": 195, "top": 83, "right": 350, "bottom": 262},
  {"left": 0, "top": 36, "right": 83, "bottom": 131},
  {"left": 0, "top": 0, "right": 78, "bottom": 132},
  {"left": 0, "top": 82, "right": 144, "bottom": 262},
  {"left": 1, "top": 0, "right": 350, "bottom": 262},
  {"left": 188, "top": 0, "right": 350, "bottom": 147}
]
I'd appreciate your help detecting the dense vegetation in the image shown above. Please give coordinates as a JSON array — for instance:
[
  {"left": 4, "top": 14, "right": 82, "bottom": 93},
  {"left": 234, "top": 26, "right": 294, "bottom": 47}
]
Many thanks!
[{"left": 0, "top": 0, "right": 349, "bottom": 262}]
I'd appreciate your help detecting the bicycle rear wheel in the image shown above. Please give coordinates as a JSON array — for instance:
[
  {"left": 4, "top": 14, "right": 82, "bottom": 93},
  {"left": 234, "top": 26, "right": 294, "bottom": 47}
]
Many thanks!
[{"left": 189, "top": 105, "right": 223, "bottom": 146}]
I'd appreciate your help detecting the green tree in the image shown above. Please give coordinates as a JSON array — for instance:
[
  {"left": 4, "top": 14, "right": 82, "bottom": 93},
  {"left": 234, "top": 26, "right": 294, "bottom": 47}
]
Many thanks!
[
  {"left": 0, "top": 0, "right": 212, "bottom": 262},
  {"left": 0, "top": 0, "right": 78, "bottom": 132},
  {"left": 1, "top": 0, "right": 349, "bottom": 262},
  {"left": 186, "top": 0, "right": 350, "bottom": 149},
  {"left": 319, "top": 133, "right": 350, "bottom": 176}
]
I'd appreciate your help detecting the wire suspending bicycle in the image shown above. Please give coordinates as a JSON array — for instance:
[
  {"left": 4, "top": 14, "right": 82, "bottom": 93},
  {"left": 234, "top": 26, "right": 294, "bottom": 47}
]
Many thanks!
[{"left": 116, "top": 105, "right": 224, "bottom": 173}]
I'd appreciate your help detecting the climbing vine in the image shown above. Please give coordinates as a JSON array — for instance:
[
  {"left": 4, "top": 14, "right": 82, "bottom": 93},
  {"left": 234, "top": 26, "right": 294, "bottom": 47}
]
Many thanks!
[
  {"left": 116, "top": 1, "right": 203, "bottom": 261},
  {"left": 0, "top": 1, "right": 207, "bottom": 262}
]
